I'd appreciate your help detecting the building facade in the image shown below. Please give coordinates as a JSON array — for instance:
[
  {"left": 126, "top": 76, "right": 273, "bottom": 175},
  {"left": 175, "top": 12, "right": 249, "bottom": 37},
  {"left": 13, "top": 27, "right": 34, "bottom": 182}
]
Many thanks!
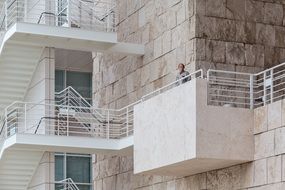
[{"left": 0, "top": 0, "right": 285, "bottom": 190}]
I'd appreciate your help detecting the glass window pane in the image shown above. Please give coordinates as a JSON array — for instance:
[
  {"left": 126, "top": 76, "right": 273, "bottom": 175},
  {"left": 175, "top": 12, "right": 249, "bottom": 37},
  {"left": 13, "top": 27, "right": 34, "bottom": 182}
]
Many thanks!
[
  {"left": 55, "top": 70, "right": 65, "bottom": 92},
  {"left": 66, "top": 156, "right": 91, "bottom": 184},
  {"left": 66, "top": 71, "right": 92, "bottom": 101},
  {"left": 77, "top": 184, "right": 92, "bottom": 190},
  {"left": 55, "top": 155, "right": 64, "bottom": 181}
]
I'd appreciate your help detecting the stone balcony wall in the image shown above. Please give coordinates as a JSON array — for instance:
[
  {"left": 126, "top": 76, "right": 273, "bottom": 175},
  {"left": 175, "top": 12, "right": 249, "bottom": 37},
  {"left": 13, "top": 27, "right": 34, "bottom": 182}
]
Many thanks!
[{"left": 92, "top": 99, "right": 285, "bottom": 190}]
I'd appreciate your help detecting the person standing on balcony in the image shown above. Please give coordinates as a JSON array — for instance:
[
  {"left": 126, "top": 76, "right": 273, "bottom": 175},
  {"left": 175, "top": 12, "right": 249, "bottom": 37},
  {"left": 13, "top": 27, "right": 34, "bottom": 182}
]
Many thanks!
[{"left": 176, "top": 63, "right": 190, "bottom": 85}]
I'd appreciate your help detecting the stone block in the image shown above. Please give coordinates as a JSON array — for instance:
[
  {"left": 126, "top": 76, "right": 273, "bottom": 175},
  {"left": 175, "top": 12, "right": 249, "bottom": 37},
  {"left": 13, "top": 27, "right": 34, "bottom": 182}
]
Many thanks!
[
  {"left": 245, "top": 44, "right": 264, "bottom": 67},
  {"left": 206, "top": 40, "right": 226, "bottom": 63},
  {"left": 103, "top": 176, "right": 116, "bottom": 190},
  {"left": 94, "top": 179, "right": 103, "bottom": 190},
  {"left": 139, "top": 7, "right": 146, "bottom": 28},
  {"left": 254, "top": 130, "right": 275, "bottom": 159},
  {"left": 162, "top": 30, "right": 172, "bottom": 54},
  {"left": 176, "top": 3, "right": 186, "bottom": 25},
  {"left": 256, "top": 23, "right": 275, "bottom": 46},
  {"left": 275, "top": 127, "right": 285, "bottom": 155},
  {"left": 267, "top": 155, "right": 282, "bottom": 183},
  {"left": 205, "top": 0, "right": 226, "bottom": 17},
  {"left": 268, "top": 101, "right": 282, "bottom": 130},
  {"left": 154, "top": 36, "right": 163, "bottom": 59},
  {"left": 254, "top": 105, "right": 268, "bottom": 134},
  {"left": 226, "top": 42, "right": 245, "bottom": 65},
  {"left": 226, "top": 0, "right": 245, "bottom": 20},
  {"left": 254, "top": 159, "right": 267, "bottom": 186},
  {"left": 240, "top": 163, "right": 254, "bottom": 188},
  {"left": 116, "top": 171, "right": 134, "bottom": 190},
  {"left": 275, "top": 26, "right": 285, "bottom": 48},
  {"left": 119, "top": 156, "right": 134, "bottom": 173},
  {"left": 264, "top": 3, "right": 283, "bottom": 25},
  {"left": 245, "top": 0, "right": 264, "bottom": 23},
  {"left": 186, "top": 173, "right": 207, "bottom": 189}
]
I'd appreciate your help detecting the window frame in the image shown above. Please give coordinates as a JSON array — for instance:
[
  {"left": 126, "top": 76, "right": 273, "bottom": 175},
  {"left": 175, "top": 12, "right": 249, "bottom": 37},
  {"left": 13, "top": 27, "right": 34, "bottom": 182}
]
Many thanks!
[{"left": 55, "top": 153, "right": 93, "bottom": 190}]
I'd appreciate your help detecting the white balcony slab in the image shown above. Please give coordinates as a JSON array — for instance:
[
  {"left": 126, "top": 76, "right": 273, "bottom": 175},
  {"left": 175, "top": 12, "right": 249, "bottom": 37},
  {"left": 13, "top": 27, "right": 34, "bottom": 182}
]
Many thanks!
[
  {"left": 134, "top": 79, "right": 254, "bottom": 176},
  {"left": 3, "top": 23, "right": 144, "bottom": 55},
  {"left": 0, "top": 134, "right": 133, "bottom": 157}
]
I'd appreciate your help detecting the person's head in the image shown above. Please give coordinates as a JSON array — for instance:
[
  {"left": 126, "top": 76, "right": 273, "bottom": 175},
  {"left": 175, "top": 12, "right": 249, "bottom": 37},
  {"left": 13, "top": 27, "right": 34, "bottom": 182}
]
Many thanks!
[{"left": 178, "top": 63, "right": 185, "bottom": 73}]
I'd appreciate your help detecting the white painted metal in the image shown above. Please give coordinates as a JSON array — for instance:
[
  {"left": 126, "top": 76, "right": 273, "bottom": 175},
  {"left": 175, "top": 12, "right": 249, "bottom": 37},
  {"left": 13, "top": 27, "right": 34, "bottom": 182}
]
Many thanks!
[
  {"left": 0, "top": 149, "right": 44, "bottom": 190},
  {"left": 207, "top": 62, "right": 285, "bottom": 109},
  {"left": 0, "top": 0, "right": 116, "bottom": 32},
  {"left": 141, "top": 69, "right": 204, "bottom": 101},
  {"left": 0, "top": 42, "right": 43, "bottom": 115}
]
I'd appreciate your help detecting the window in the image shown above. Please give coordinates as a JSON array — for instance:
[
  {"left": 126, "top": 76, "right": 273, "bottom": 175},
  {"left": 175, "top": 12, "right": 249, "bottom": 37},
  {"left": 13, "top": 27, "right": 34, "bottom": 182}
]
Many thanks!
[
  {"left": 55, "top": 153, "right": 92, "bottom": 190},
  {"left": 55, "top": 70, "right": 92, "bottom": 104}
]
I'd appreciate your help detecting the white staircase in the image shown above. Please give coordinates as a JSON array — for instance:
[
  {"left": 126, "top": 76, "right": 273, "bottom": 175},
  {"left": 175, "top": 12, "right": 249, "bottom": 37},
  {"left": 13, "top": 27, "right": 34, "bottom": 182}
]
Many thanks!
[
  {"left": 0, "top": 41, "right": 43, "bottom": 111},
  {"left": 0, "top": 149, "right": 44, "bottom": 190}
]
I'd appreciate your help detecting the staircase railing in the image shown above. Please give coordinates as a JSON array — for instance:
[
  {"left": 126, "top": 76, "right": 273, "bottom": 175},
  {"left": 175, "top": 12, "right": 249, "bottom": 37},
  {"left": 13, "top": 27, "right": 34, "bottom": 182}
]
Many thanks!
[
  {"left": 56, "top": 178, "right": 80, "bottom": 190},
  {"left": 0, "top": 0, "right": 116, "bottom": 32},
  {"left": 4, "top": 100, "right": 134, "bottom": 139}
]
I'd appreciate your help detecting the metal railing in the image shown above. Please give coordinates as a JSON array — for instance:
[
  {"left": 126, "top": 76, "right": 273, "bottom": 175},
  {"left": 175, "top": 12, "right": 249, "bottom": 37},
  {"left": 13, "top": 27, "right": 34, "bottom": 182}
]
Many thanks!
[
  {"left": 207, "top": 62, "right": 285, "bottom": 109},
  {"left": 142, "top": 69, "right": 204, "bottom": 101},
  {"left": 0, "top": 0, "right": 116, "bottom": 32},
  {"left": 4, "top": 100, "right": 134, "bottom": 139},
  {"left": 56, "top": 178, "right": 79, "bottom": 190},
  {"left": 28, "top": 178, "right": 81, "bottom": 190}
]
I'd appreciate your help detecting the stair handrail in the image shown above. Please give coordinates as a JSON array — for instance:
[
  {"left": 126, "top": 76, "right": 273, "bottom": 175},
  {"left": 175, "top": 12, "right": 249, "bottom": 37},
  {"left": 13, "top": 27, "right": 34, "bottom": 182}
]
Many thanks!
[{"left": 57, "top": 178, "right": 79, "bottom": 190}]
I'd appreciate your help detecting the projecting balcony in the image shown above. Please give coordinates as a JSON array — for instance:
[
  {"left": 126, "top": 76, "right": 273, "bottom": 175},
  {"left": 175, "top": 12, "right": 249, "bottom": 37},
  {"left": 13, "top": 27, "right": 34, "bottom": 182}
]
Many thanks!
[
  {"left": 0, "top": 0, "right": 144, "bottom": 121},
  {"left": 0, "top": 0, "right": 144, "bottom": 54},
  {"left": 133, "top": 70, "right": 255, "bottom": 176},
  {"left": 0, "top": 87, "right": 134, "bottom": 189},
  {"left": 134, "top": 62, "right": 285, "bottom": 176}
]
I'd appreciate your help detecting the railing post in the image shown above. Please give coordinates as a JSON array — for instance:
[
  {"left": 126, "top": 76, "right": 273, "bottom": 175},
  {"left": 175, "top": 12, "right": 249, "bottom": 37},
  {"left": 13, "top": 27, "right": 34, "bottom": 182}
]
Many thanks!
[
  {"left": 250, "top": 74, "right": 254, "bottom": 109},
  {"left": 5, "top": 108, "right": 7, "bottom": 138},
  {"left": 4, "top": 1, "right": 7, "bottom": 30},
  {"left": 270, "top": 69, "right": 274, "bottom": 104},
  {"left": 107, "top": 110, "right": 110, "bottom": 139},
  {"left": 24, "top": 103, "right": 27, "bottom": 132},
  {"left": 67, "top": 0, "right": 71, "bottom": 27},
  {"left": 67, "top": 107, "right": 69, "bottom": 136},
  {"left": 263, "top": 72, "right": 267, "bottom": 106},
  {"left": 126, "top": 107, "right": 129, "bottom": 137}
]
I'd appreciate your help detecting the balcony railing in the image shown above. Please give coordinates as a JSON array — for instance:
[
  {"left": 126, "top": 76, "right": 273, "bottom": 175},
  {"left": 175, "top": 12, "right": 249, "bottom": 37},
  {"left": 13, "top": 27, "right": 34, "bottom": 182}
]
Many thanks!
[
  {"left": 0, "top": 0, "right": 116, "bottom": 32},
  {"left": 2, "top": 62, "right": 285, "bottom": 145},
  {"left": 2, "top": 100, "right": 133, "bottom": 140},
  {"left": 207, "top": 62, "right": 285, "bottom": 109}
]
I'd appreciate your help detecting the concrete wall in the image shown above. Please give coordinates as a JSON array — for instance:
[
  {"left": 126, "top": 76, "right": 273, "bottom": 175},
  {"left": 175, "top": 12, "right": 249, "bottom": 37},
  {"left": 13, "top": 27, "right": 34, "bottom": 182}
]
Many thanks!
[{"left": 27, "top": 47, "right": 55, "bottom": 190}]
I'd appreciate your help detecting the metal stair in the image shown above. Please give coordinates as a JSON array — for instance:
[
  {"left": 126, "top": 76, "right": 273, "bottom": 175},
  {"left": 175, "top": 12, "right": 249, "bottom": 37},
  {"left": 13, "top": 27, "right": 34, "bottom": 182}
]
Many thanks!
[
  {"left": 0, "top": 42, "right": 43, "bottom": 112},
  {"left": 0, "top": 149, "right": 44, "bottom": 190}
]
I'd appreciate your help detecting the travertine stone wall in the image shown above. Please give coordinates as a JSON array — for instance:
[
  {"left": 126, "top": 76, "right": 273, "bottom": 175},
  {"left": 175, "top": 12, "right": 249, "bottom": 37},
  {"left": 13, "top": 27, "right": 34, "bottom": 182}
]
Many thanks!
[
  {"left": 92, "top": 0, "right": 285, "bottom": 189},
  {"left": 93, "top": 100, "right": 285, "bottom": 190},
  {"left": 194, "top": 0, "right": 285, "bottom": 73}
]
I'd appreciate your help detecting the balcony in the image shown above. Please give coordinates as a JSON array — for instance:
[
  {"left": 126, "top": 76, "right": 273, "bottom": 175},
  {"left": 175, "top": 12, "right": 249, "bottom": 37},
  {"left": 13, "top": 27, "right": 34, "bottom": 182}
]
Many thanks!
[
  {"left": 0, "top": 0, "right": 144, "bottom": 119},
  {"left": 0, "top": 87, "right": 134, "bottom": 189},
  {"left": 133, "top": 62, "right": 285, "bottom": 176}
]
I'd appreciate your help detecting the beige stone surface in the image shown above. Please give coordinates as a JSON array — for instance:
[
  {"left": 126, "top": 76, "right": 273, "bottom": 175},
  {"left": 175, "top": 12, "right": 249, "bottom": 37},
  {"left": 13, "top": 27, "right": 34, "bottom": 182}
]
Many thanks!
[
  {"left": 254, "top": 159, "right": 267, "bottom": 186},
  {"left": 134, "top": 79, "right": 254, "bottom": 176},
  {"left": 254, "top": 130, "right": 274, "bottom": 160},
  {"left": 267, "top": 155, "right": 281, "bottom": 184},
  {"left": 268, "top": 101, "right": 282, "bottom": 130},
  {"left": 92, "top": 0, "right": 285, "bottom": 189},
  {"left": 254, "top": 105, "right": 268, "bottom": 134}
]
